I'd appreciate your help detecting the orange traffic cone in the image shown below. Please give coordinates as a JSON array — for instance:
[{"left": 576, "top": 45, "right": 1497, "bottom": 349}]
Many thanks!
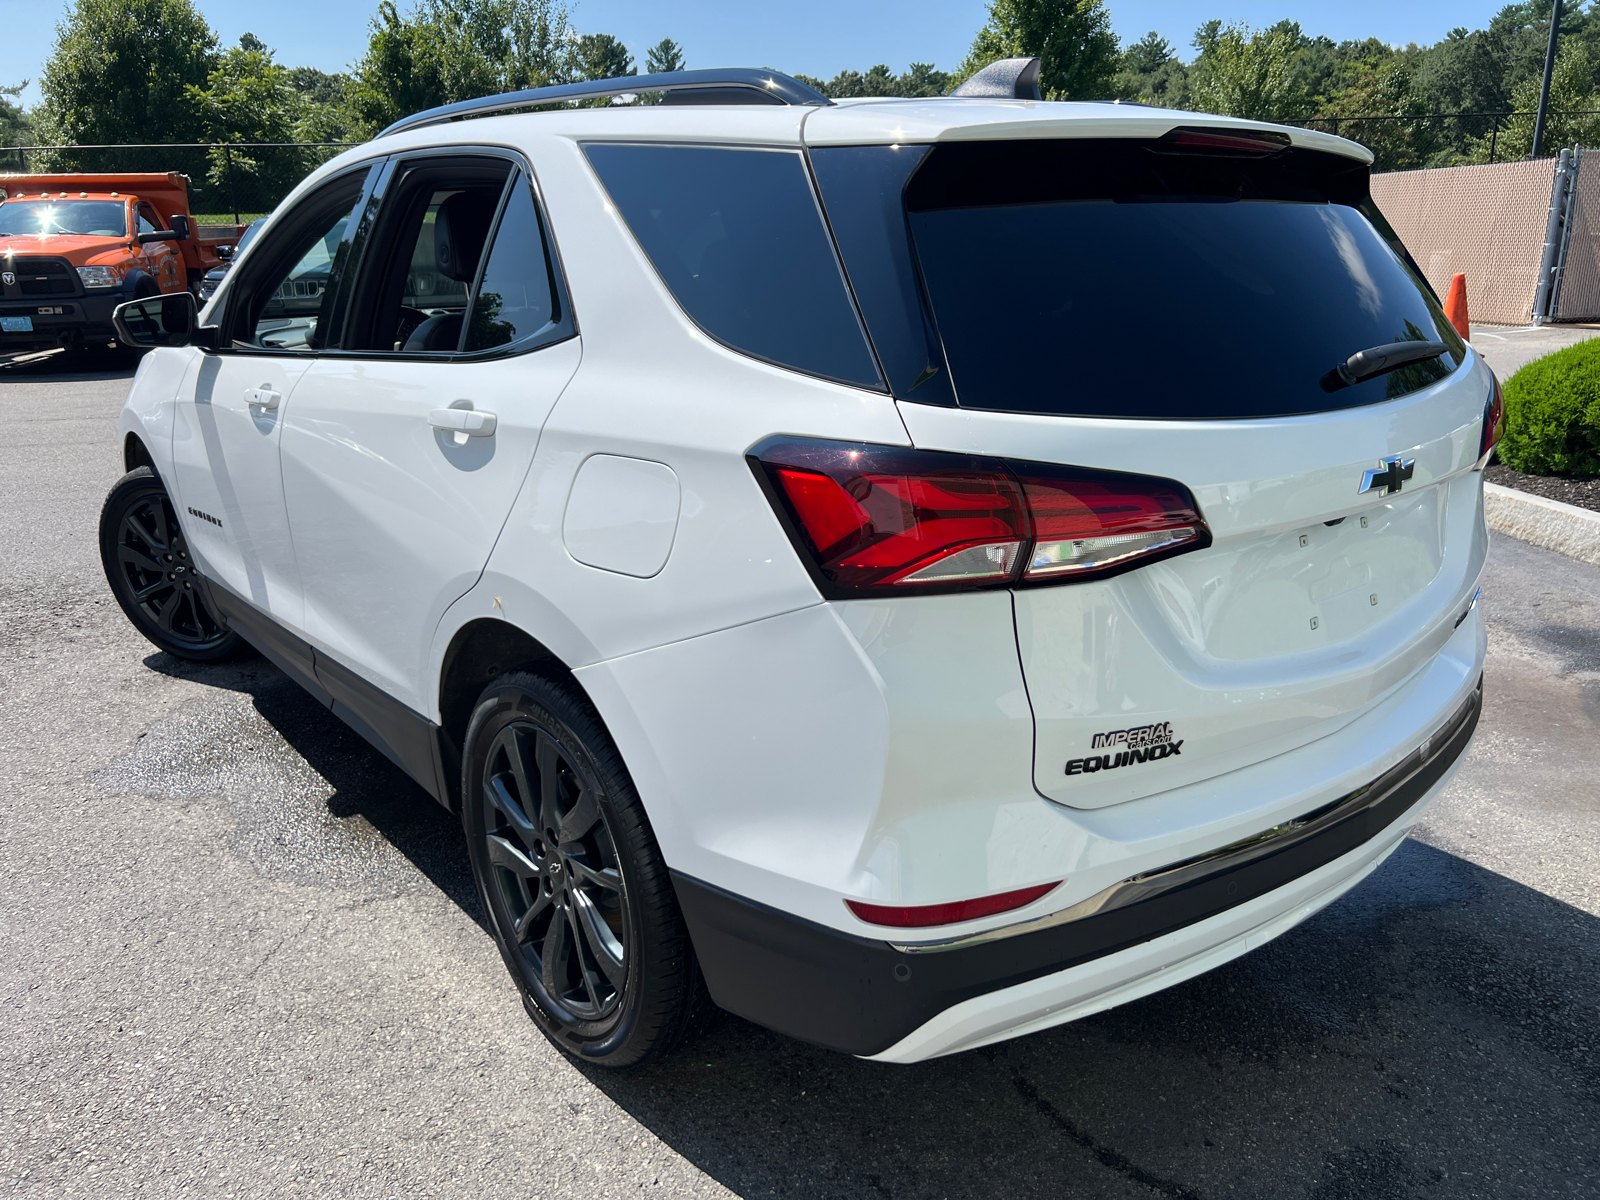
[{"left": 1444, "top": 273, "right": 1471, "bottom": 340}]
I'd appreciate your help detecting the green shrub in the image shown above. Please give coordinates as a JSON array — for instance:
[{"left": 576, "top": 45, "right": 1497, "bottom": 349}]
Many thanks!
[{"left": 1497, "top": 336, "right": 1600, "bottom": 478}]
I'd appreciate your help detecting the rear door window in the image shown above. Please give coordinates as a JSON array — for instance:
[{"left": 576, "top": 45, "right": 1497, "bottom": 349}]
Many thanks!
[
  {"left": 584, "top": 143, "right": 882, "bottom": 389},
  {"left": 336, "top": 156, "right": 571, "bottom": 357},
  {"left": 825, "top": 137, "right": 1465, "bottom": 420}
]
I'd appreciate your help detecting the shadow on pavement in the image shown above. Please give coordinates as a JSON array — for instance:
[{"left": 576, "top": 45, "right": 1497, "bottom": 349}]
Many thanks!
[
  {"left": 582, "top": 843, "right": 1598, "bottom": 1199},
  {"left": 0, "top": 345, "right": 141, "bottom": 381},
  {"left": 140, "top": 653, "right": 1599, "bottom": 1199},
  {"left": 140, "top": 649, "right": 485, "bottom": 927}
]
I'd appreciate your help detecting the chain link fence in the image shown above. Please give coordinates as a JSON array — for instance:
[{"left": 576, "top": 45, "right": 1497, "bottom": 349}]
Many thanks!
[
  {"left": 0, "top": 143, "right": 356, "bottom": 227},
  {"left": 1287, "top": 111, "right": 1600, "bottom": 173}
]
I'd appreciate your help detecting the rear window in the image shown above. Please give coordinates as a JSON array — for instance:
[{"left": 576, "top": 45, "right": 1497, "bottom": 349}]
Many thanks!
[
  {"left": 584, "top": 143, "right": 882, "bottom": 389},
  {"left": 826, "top": 138, "right": 1465, "bottom": 420}
]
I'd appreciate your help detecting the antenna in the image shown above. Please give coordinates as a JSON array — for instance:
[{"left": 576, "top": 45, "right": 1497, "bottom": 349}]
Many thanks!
[{"left": 950, "top": 58, "right": 1043, "bottom": 101}]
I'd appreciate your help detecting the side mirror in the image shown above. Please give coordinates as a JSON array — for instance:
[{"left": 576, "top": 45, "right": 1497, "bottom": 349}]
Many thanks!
[
  {"left": 170, "top": 214, "right": 191, "bottom": 240},
  {"left": 215, "top": 244, "right": 234, "bottom": 260},
  {"left": 137, "top": 229, "right": 180, "bottom": 244},
  {"left": 113, "top": 292, "right": 214, "bottom": 349}
]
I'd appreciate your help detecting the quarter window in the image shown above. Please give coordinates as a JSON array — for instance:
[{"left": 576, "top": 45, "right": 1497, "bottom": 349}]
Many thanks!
[
  {"left": 465, "top": 175, "right": 558, "bottom": 352},
  {"left": 584, "top": 143, "right": 882, "bottom": 390}
]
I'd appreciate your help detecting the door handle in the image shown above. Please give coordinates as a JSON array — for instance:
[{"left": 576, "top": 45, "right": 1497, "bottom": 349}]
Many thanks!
[
  {"left": 246, "top": 386, "right": 281, "bottom": 411},
  {"left": 428, "top": 407, "right": 497, "bottom": 437}
]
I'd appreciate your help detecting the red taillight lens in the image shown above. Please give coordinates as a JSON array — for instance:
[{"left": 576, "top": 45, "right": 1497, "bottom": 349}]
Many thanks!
[
  {"left": 751, "top": 438, "right": 1211, "bottom": 598},
  {"left": 1013, "top": 465, "right": 1207, "bottom": 580},
  {"left": 761, "top": 441, "right": 1029, "bottom": 592},
  {"left": 1476, "top": 374, "right": 1504, "bottom": 468},
  {"left": 846, "top": 881, "right": 1061, "bottom": 928}
]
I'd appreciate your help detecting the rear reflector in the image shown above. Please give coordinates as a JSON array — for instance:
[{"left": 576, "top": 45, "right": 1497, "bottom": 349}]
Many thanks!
[
  {"left": 846, "top": 882, "right": 1061, "bottom": 928},
  {"left": 751, "top": 437, "right": 1211, "bottom": 598},
  {"left": 1475, "top": 373, "right": 1504, "bottom": 468}
]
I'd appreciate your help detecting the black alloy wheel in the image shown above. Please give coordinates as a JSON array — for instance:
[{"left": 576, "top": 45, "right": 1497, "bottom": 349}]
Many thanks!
[
  {"left": 463, "top": 673, "right": 703, "bottom": 1066},
  {"left": 99, "top": 466, "right": 242, "bottom": 661}
]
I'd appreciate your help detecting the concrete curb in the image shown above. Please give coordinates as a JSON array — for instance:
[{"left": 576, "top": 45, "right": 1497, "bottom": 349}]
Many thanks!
[{"left": 1484, "top": 481, "right": 1600, "bottom": 568}]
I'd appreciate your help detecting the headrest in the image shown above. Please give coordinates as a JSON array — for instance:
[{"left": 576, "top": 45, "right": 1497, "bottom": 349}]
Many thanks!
[{"left": 434, "top": 190, "right": 498, "bottom": 283}]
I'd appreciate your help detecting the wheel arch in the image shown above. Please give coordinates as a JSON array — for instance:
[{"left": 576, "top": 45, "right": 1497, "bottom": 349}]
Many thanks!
[
  {"left": 125, "top": 269, "right": 160, "bottom": 298},
  {"left": 437, "top": 617, "right": 577, "bottom": 807},
  {"left": 123, "top": 431, "right": 156, "bottom": 475}
]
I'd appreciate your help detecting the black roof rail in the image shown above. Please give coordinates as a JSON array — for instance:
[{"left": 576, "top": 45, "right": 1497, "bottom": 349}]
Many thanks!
[{"left": 377, "top": 68, "right": 834, "bottom": 138}]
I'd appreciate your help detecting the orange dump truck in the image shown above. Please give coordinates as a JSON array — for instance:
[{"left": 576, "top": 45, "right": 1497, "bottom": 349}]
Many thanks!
[{"left": 0, "top": 173, "right": 242, "bottom": 352}]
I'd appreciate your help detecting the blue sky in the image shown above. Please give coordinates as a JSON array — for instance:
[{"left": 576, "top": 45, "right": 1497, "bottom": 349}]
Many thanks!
[{"left": 5, "top": 0, "right": 1522, "bottom": 109}]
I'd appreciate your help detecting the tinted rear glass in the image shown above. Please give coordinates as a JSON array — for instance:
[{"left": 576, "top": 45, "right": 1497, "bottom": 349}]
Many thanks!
[
  {"left": 902, "top": 139, "right": 1466, "bottom": 419},
  {"left": 584, "top": 143, "right": 882, "bottom": 389}
]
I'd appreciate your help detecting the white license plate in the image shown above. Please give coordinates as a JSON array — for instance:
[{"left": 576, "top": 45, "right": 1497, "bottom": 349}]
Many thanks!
[{"left": 0, "top": 316, "right": 33, "bottom": 332}]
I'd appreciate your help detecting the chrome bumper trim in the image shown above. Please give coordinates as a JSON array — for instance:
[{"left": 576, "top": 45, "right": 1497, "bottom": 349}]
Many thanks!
[{"left": 890, "top": 679, "right": 1482, "bottom": 955}]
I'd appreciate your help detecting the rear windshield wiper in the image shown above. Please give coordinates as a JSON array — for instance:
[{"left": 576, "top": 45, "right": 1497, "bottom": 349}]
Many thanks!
[{"left": 1321, "top": 340, "right": 1449, "bottom": 392}]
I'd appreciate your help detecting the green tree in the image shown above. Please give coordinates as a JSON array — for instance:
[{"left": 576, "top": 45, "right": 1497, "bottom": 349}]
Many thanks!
[
  {"left": 796, "top": 63, "right": 953, "bottom": 99},
  {"left": 37, "top": 0, "right": 218, "bottom": 147},
  {"left": 288, "top": 67, "right": 350, "bottom": 109},
  {"left": 1190, "top": 21, "right": 1307, "bottom": 120},
  {"left": 957, "top": 0, "right": 1120, "bottom": 100},
  {"left": 347, "top": 0, "right": 575, "bottom": 135},
  {"left": 0, "top": 84, "right": 30, "bottom": 150},
  {"left": 1470, "top": 38, "right": 1600, "bottom": 159},
  {"left": 574, "top": 33, "right": 634, "bottom": 81},
  {"left": 1115, "top": 31, "right": 1189, "bottom": 106},
  {"left": 644, "top": 37, "right": 685, "bottom": 74},
  {"left": 187, "top": 34, "right": 350, "bottom": 213}
]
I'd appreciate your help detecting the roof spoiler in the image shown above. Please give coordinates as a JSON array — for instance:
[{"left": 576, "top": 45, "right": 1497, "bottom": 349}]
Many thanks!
[
  {"left": 950, "top": 57, "right": 1042, "bottom": 101},
  {"left": 378, "top": 68, "right": 834, "bottom": 139}
]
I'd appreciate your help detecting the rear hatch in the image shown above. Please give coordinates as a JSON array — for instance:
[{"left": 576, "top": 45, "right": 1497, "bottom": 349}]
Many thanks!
[{"left": 811, "top": 125, "right": 1492, "bottom": 810}]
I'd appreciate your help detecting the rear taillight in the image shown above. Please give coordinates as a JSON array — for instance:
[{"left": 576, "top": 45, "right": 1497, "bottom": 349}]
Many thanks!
[
  {"left": 1013, "top": 465, "right": 1207, "bottom": 580},
  {"left": 750, "top": 437, "right": 1211, "bottom": 598},
  {"left": 1476, "top": 374, "right": 1504, "bottom": 469}
]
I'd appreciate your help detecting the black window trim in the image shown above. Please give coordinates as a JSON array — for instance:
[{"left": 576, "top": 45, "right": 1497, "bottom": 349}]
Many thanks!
[
  {"left": 318, "top": 143, "right": 579, "bottom": 364},
  {"left": 581, "top": 138, "right": 888, "bottom": 393}
]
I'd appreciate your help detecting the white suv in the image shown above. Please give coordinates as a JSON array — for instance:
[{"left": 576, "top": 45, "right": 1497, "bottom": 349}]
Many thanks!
[{"left": 100, "top": 62, "right": 1497, "bottom": 1066}]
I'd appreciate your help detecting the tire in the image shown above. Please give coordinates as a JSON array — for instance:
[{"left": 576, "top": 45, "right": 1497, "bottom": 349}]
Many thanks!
[
  {"left": 462, "top": 672, "right": 702, "bottom": 1066},
  {"left": 99, "top": 467, "right": 243, "bottom": 661}
]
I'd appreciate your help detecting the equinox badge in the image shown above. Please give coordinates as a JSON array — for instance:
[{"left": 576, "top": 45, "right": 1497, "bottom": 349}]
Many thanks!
[{"left": 1360, "top": 455, "right": 1416, "bottom": 496}]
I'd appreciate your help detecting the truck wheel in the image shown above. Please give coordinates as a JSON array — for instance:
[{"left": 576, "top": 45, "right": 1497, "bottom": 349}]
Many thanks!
[
  {"left": 462, "top": 672, "right": 704, "bottom": 1067},
  {"left": 99, "top": 467, "right": 242, "bottom": 661}
]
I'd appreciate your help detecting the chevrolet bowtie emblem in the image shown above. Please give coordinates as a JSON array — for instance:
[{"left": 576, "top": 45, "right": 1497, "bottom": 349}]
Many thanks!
[
  {"left": 1, "top": 272, "right": 13, "bottom": 286},
  {"left": 1360, "top": 456, "right": 1416, "bottom": 496}
]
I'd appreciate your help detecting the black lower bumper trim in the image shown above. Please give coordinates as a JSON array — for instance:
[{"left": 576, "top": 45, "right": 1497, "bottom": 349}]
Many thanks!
[{"left": 674, "top": 677, "right": 1482, "bottom": 1056}]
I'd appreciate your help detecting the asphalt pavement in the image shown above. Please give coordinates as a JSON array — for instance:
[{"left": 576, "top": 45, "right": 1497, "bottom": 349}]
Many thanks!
[{"left": 1, "top": 348, "right": 1596, "bottom": 1200}]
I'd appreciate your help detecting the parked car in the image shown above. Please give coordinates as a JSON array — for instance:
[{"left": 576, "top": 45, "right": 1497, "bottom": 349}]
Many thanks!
[
  {"left": 100, "top": 62, "right": 1496, "bottom": 1068},
  {"left": 0, "top": 172, "right": 239, "bottom": 352},
  {"left": 197, "top": 216, "right": 268, "bottom": 303}
]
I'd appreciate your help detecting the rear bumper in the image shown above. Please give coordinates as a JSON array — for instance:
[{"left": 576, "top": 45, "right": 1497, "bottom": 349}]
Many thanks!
[{"left": 674, "top": 677, "right": 1480, "bottom": 1059}]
